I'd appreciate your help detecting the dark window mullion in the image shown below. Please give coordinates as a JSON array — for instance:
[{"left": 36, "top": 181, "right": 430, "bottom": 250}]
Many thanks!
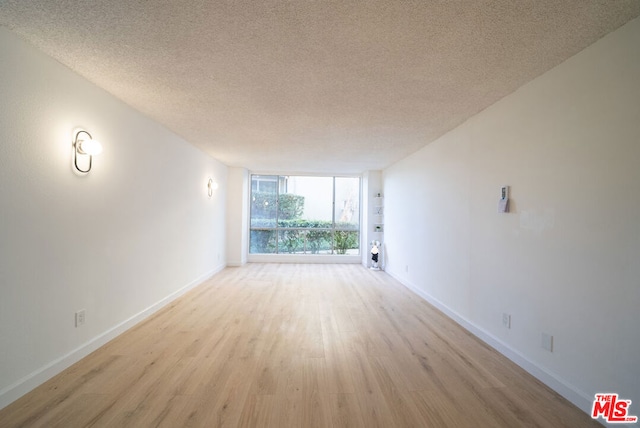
[
  {"left": 275, "top": 176, "right": 280, "bottom": 254},
  {"left": 332, "top": 177, "right": 336, "bottom": 254}
]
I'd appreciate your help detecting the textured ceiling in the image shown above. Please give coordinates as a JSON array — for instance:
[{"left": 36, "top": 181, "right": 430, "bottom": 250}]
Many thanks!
[{"left": 1, "top": 1, "right": 639, "bottom": 173}]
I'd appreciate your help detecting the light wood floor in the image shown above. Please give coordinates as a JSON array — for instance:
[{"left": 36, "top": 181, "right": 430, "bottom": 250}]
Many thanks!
[{"left": 0, "top": 264, "right": 599, "bottom": 427}]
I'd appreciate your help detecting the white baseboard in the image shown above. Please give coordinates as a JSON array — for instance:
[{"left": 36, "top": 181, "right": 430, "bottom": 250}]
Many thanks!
[
  {"left": 385, "top": 268, "right": 594, "bottom": 418},
  {"left": 0, "top": 264, "right": 225, "bottom": 410},
  {"left": 248, "top": 254, "right": 362, "bottom": 264}
]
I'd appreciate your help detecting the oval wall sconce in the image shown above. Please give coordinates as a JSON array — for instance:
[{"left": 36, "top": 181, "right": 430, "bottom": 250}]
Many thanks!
[
  {"left": 207, "top": 178, "right": 218, "bottom": 197},
  {"left": 73, "top": 129, "right": 103, "bottom": 173}
]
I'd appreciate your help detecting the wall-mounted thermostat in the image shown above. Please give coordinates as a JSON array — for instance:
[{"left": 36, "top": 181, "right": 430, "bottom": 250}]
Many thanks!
[
  {"left": 498, "top": 185, "right": 509, "bottom": 213},
  {"left": 501, "top": 186, "right": 509, "bottom": 200}
]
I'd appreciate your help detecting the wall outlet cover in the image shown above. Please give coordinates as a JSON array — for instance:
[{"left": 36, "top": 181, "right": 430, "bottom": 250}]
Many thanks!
[
  {"left": 75, "top": 310, "right": 86, "bottom": 327},
  {"left": 542, "top": 333, "right": 553, "bottom": 352},
  {"left": 502, "top": 313, "right": 511, "bottom": 329}
]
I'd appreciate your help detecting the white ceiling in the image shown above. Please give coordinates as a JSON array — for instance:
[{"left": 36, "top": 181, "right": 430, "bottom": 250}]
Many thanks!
[{"left": 1, "top": 1, "right": 639, "bottom": 174}]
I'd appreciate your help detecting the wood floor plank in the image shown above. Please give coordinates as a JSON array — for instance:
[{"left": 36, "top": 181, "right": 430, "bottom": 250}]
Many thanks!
[
  {"left": 354, "top": 392, "right": 398, "bottom": 428},
  {"left": 0, "top": 264, "right": 601, "bottom": 428},
  {"left": 237, "top": 394, "right": 276, "bottom": 428},
  {"left": 328, "top": 393, "right": 365, "bottom": 428}
]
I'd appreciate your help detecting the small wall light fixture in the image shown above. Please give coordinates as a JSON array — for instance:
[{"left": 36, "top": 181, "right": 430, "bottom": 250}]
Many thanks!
[
  {"left": 73, "top": 129, "right": 103, "bottom": 173},
  {"left": 207, "top": 178, "right": 218, "bottom": 197}
]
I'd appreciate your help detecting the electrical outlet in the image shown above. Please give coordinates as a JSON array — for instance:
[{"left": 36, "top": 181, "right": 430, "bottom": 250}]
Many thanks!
[
  {"left": 75, "top": 310, "right": 86, "bottom": 327},
  {"left": 502, "top": 313, "right": 511, "bottom": 329},
  {"left": 542, "top": 333, "right": 553, "bottom": 352},
  {"left": 405, "top": 265, "right": 409, "bottom": 273}
]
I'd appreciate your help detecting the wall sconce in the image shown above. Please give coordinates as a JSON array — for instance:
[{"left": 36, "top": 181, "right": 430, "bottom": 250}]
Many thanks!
[
  {"left": 73, "top": 130, "right": 103, "bottom": 173},
  {"left": 207, "top": 178, "right": 218, "bottom": 197}
]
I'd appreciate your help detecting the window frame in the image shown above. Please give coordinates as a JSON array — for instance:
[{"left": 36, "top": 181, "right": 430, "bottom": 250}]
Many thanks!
[{"left": 248, "top": 173, "right": 362, "bottom": 261}]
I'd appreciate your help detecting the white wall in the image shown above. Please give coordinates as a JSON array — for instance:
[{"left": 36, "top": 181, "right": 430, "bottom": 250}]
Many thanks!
[
  {"left": 226, "top": 167, "right": 249, "bottom": 266},
  {"left": 383, "top": 17, "right": 640, "bottom": 416},
  {"left": 0, "top": 27, "right": 227, "bottom": 408}
]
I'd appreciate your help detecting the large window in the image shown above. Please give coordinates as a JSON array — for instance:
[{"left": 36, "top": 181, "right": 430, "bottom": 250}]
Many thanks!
[{"left": 250, "top": 175, "right": 360, "bottom": 255}]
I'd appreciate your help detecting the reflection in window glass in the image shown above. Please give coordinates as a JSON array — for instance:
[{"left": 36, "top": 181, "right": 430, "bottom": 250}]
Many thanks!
[
  {"left": 334, "top": 177, "right": 360, "bottom": 230},
  {"left": 250, "top": 175, "right": 277, "bottom": 229},
  {"left": 249, "top": 229, "right": 277, "bottom": 254}
]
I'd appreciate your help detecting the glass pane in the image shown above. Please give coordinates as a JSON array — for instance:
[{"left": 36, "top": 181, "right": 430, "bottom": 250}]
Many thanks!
[
  {"left": 334, "top": 177, "right": 360, "bottom": 230},
  {"left": 278, "top": 176, "right": 333, "bottom": 229},
  {"left": 251, "top": 175, "right": 277, "bottom": 228},
  {"left": 306, "top": 229, "right": 333, "bottom": 254},
  {"left": 249, "top": 229, "right": 277, "bottom": 254},
  {"left": 278, "top": 229, "right": 305, "bottom": 254},
  {"left": 333, "top": 230, "right": 359, "bottom": 254}
]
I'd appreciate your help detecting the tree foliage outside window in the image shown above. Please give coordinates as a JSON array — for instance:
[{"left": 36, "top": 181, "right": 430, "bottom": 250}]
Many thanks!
[
  {"left": 251, "top": 192, "right": 304, "bottom": 222},
  {"left": 334, "top": 230, "right": 359, "bottom": 254},
  {"left": 250, "top": 175, "right": 360, "bottom": 255},
  {"left": 278, "top": 194, "right": 305, "bottom": 220}
]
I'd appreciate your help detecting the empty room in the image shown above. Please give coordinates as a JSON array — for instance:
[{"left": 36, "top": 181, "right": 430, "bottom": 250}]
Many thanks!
[{"left": 1, "top": 1, "right": 639, "bottom": 427}]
